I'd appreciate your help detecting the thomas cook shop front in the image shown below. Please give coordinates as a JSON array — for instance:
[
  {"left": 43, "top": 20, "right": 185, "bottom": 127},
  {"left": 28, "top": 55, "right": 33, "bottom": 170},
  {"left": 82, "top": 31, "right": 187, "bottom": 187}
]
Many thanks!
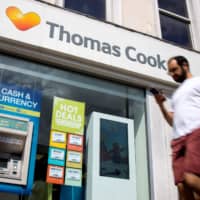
[{"left": 0, "top": 1, "right": 200, "bottom": 200}]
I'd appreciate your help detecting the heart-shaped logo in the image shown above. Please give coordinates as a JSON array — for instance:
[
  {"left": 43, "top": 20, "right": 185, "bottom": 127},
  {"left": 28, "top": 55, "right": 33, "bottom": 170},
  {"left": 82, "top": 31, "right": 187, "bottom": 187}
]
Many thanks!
[{"left": 6, "top": 6, "right": 41, "bottom": 31}]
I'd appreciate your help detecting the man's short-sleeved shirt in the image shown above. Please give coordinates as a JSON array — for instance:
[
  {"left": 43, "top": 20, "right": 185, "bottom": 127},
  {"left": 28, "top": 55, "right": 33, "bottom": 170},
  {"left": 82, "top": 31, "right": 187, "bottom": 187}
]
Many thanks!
[{"left": 171, "top": 77, "right": 200, "bottom": 139}]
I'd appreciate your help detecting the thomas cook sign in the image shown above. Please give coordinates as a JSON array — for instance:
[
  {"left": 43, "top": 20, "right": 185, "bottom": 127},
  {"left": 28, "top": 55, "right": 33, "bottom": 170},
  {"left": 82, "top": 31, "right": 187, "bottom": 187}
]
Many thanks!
[
  {"left": 46, "top": 21, "right": 166, "bottom": 70},
  {"left": 0, "top": 0, "right": 200, "bottom": 83}
]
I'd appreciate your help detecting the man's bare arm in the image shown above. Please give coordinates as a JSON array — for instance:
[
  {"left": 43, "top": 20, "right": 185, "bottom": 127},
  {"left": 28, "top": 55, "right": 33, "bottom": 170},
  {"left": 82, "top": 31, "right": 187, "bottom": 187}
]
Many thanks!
[{"left": 154, "top": 93, "right": 173, "bottom": 126}]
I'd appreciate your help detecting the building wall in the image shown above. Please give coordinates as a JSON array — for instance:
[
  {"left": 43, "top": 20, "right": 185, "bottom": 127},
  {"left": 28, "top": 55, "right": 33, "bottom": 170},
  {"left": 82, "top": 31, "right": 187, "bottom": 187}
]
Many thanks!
[
  {"left": 39, "top": 0, "right": 200, "bottom": 51},
  {"left": 187, "top": 0, "right": 200, "bottom": 50},
  {"left": 40, "top": 0, "right": 159, "bottom": 36},
  {"left": 146, "top": 93, "right": 178, "bottom": 200},
  {"left": 1, "top": 1, "right": 200, "bottom": 200},
  {"left": 121, "top": 0, "right": 159, "bottom": 36}
]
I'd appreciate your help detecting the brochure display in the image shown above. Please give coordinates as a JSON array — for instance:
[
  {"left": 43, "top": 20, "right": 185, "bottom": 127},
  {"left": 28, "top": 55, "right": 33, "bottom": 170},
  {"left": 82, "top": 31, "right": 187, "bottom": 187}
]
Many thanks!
[
  {"left": 48, "top": 147, "right": 66, "bottom": 166},
  {"left": 86, "top": 112, "right": 136, "bottom": 200},
  {"left": 66, "top": 151, "right": 82, "bottom": 169},
  {"left": 46, "top": 97, "right": 85, "bottom": 187},
  {"left": 0, "top": 83, "right": 41, "bottom": 194},
  {"left": 65, "top": 168, "right": 82, "bottom": 187},
  {"left": 67, "top": 134, "right": 83, "bottom": 152},
  {"left": 46, "top": 165, "right": 65, "bottom": 185},
  {"left": 49, "top": 130, "right": 67, "bottom": 149}
]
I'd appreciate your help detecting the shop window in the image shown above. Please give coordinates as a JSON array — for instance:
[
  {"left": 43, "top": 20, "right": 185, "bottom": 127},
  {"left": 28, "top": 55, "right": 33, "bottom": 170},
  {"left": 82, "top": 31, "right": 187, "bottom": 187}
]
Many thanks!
[
  {"left": 37, "top": 0, "right": 106, "bottom": 20},
  {"left": 0, "top": 54, "right": 149, "bottom": 200},
  {"left": 158, "top": 0, "right": 192, "bottom": 48},
  {"left": 36, "top": 0, "right": 121, "bottom": 24}
]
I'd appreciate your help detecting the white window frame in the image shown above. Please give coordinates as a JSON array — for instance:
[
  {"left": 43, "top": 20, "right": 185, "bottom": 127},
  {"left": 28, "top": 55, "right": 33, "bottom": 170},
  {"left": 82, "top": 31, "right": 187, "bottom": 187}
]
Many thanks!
[
  {"left": 186, "top": 0, "right": 200, "bottom": 50},
  {"left": 155, "top": 0, "right": 196, "bottom": 49},
  {"left": 106, "top": 0, "right": 122, "bottom": 25}
]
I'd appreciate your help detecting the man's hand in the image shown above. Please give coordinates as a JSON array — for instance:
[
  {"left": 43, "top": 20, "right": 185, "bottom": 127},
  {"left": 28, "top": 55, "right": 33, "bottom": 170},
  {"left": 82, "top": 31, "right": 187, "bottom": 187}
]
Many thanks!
[
  {"left": 150, "top": 88, "right": 166, "bottom": 105},
  {"left": 150, "top": 89, "right": 172, "bottom": 126},
  {"left": 154, "top": 93, "right": 166, "bottom": 106}
]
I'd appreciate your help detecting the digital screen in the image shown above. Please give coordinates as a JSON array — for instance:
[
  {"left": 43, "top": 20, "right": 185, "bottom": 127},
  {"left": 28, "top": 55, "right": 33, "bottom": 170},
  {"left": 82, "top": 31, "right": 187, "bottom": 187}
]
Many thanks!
[
  {"left": 0, "top": 116, "right": 28, "bottom": 132},
  {"left": 100, "top": 119, "right": 129, "bottom": 179}
]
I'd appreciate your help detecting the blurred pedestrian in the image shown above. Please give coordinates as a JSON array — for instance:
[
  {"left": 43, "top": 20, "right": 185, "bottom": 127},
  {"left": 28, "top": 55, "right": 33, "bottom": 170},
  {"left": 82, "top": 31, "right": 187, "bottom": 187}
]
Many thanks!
[{"left": 152, "top": 56, "right": 200, "bottom": 200}]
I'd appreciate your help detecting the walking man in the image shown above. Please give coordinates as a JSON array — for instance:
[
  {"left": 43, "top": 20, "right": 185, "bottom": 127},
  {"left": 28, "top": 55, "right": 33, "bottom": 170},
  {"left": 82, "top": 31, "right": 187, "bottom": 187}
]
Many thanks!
[{"left": 152, "top": 56, "right": 200, "bottom": 200}]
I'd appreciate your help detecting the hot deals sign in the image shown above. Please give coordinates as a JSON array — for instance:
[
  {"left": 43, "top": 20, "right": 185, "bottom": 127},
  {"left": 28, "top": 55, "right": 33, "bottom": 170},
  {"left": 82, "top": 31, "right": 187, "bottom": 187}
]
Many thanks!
[{"left": 51, "top": 97, "right": 85, "bottom": 135}]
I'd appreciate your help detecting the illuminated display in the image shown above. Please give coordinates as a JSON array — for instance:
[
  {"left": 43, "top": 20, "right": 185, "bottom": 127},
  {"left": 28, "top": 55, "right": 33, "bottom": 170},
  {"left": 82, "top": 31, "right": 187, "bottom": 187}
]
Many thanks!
[{"left": 100, "top": 119, "right": 129, "bottom": 179}]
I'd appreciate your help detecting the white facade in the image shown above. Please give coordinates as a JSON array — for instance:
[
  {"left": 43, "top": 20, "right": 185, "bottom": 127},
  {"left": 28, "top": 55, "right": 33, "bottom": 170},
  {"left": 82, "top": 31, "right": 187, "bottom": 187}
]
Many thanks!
[{"left": 0, "top": 0, "right": 200, "bottom": 200}]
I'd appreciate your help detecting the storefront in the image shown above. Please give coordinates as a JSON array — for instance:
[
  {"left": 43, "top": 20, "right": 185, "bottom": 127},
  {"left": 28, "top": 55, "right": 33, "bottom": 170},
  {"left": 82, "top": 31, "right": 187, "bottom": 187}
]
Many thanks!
[
  {"left": 0, "top": 1, "right": 200, "bottom": 200},
  {"left": 0, "top": 54, "right": 148, "bottom": 200}
]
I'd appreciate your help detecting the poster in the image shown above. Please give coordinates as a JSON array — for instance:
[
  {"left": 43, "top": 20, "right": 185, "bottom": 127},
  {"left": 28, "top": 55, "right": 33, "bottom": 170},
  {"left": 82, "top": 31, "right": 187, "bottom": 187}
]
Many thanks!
[
  {"left": 0, "top": 83, "right": 41, "bottom": 194},
  {"left": 67, "top": 134, "right": 83, "bottom": 152},
  {"left": 51, "top": 97, "right": 85, "bottom": 135},
  {"left": 47, "top": 96, "right": 85, "bottom": 186},
  {"left": 65, "top": 168, "right": 82, "bottom": 187},
  {"left": 46, "top": 165, "right": 64, "bottom": 185},
  {"left": 49, "top": 130, "right": 67, "bottom": 149},
  {"left": 48, "top": 147, "right": 66, "bottom": 166}
]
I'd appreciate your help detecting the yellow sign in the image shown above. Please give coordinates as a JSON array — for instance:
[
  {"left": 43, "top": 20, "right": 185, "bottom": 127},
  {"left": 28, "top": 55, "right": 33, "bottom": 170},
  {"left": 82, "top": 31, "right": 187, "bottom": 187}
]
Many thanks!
[{"left": 51, "top": 97, "right": 85, "bottom": 135}]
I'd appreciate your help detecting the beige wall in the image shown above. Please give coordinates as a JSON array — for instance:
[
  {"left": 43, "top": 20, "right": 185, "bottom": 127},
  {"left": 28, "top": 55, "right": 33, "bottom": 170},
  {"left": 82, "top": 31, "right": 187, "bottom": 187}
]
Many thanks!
[
  {"left": 121, "top": 0, "right": 159, "bottom": 36},
  {"left": 38, "top": 0, "right": 160, "bottom": 37}
]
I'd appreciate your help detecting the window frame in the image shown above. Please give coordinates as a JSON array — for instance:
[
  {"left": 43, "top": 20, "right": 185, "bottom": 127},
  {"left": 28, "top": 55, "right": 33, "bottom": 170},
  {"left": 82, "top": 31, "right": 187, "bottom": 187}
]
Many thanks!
[
  {"left": 0, "top": 53, "right": 149, "bottom": 200},
  {"left": 157, "top": 0, "right": 194, "bottom": 48}
]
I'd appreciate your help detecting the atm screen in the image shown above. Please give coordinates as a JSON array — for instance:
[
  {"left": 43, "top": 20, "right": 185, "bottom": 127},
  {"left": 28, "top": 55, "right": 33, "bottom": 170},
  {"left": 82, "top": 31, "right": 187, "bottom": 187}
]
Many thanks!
[
  {"left": 100, "top": 119, "right": 129, "bottom": 179},
  {"left": 0, "top": 116, "right": 28, "bottom": 132}
]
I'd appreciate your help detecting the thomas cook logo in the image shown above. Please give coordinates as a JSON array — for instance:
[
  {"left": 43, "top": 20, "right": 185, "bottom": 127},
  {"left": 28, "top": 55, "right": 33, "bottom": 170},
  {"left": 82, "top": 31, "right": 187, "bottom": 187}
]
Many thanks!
[{"left": 6, "top": 6, "right": 41, "bottom": 31}]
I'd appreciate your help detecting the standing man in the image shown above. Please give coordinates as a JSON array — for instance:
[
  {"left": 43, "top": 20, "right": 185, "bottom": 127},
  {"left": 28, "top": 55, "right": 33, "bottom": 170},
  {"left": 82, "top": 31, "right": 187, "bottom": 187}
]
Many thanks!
[{"left": 152, "top": 56, "right": 200, "bottom": 200}]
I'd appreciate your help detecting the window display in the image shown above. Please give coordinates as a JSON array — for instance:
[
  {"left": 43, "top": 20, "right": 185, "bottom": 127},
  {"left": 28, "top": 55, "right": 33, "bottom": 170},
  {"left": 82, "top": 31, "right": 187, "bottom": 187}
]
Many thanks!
[{"left": 0, "top": 54, "right": 149, "bottom": 200}]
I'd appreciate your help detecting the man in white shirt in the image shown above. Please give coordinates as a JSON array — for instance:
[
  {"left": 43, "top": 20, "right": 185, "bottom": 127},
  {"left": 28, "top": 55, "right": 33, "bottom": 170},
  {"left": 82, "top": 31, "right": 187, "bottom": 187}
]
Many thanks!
[{"left": 153, "top": 56, "right": 200, "bottom": 200}]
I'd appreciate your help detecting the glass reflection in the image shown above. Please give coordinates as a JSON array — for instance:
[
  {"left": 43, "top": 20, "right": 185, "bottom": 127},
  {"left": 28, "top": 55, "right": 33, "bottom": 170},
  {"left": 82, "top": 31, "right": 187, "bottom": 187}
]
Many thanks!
[
  {"left": 158, "top": 0, "right": 188, "bottom": 17},
  {"left": 0, "top": 53, "right": 148, "bottom": 200},
  {"left": 65, "top": 0, "right": 105, "bottom": 20},
  {"left": 100, "top": 119, "right": 129, "bottom": 179},
  {"left": 160, "top": 13, "right": 192, "bottom": 48}
]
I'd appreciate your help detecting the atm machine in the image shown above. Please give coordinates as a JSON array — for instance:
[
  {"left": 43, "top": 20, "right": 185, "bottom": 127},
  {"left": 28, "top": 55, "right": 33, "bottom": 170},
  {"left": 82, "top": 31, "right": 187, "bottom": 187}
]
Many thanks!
[
  {"left": 86, "top": 112, "right": 137, "bottom": 200},
  {"left": 0, "top": 113, "right": 33, "bottom": 185}
]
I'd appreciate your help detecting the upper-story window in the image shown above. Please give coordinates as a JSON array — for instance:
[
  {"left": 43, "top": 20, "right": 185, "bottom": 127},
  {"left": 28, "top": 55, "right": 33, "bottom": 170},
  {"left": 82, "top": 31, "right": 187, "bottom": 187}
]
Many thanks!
[
  {"left": 64, "top": 0, "right": 106, "bottom": 20},
  {"left": 158, "top": 0, "right": 192, "bottom": 48},
  {"left": 39, "top": 0, "right": 122, "bottom": 25}
]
